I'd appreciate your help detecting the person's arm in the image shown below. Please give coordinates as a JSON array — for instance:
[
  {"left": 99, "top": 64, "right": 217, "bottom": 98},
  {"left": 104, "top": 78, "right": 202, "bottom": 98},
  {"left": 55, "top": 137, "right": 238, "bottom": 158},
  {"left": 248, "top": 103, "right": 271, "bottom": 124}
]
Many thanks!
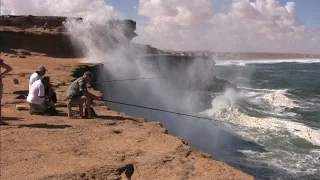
[
  {"left": 88, "top": 91, "right": 102, "bottom": 100},
  {"left": 29, "top": 74, "right": 37, "bottom": 89},
  {"left": 80, "top": 81, "right": 102, "bottom": 100},
  {"left": 45, "top": 84, "right": 53, "bottom": 97},
  {"left": 38, "top": 84, "right": 50, "bottom": 98},
  {"left": 1, "top": 62, "right": 13, "bottom": 76},
  {"left": 82, "top": 88, "right": 102, "bottom": 100}
]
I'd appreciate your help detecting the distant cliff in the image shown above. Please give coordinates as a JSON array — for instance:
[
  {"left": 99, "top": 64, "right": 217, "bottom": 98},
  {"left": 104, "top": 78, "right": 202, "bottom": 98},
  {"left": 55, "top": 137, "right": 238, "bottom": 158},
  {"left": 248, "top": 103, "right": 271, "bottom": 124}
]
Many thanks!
[{"left": 0, "top": 15, "right": 138, "bottom": 58}]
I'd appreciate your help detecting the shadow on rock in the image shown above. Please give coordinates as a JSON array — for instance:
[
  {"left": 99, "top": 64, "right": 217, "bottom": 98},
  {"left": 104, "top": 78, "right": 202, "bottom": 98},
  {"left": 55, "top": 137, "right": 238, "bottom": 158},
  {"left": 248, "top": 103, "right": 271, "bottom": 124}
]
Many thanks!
[{"left": 18, "top": 123, "right": 72, "bottom": 129}]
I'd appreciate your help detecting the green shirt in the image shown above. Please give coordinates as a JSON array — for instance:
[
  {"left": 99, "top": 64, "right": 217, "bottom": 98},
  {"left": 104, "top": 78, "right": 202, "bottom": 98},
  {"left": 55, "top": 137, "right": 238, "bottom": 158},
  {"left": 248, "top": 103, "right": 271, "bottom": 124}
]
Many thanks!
[{"left": 66, "top": 77, "right": 87, "bottom": 98}]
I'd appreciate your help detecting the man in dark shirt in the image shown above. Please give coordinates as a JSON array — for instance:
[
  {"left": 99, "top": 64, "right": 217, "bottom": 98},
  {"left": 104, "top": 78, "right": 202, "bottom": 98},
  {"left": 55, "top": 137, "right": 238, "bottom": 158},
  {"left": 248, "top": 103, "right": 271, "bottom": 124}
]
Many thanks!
[
  {"left": 66, "top": 71, "right": 102, "bottom": 118},
  {"left": 0, "top": 59, "right": 13, "bottom": 125}
]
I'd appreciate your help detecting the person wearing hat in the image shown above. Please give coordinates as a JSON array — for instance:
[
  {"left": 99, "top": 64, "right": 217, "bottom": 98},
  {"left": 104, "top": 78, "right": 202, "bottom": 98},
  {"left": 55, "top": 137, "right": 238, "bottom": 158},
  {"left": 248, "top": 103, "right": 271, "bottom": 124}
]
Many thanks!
[
  {"left": 27, "top": 76, "right": 52, "bottom": 114},
  {"left": 66, "top": 71, "right": 102, "bottom": 118},
  {"left": 29, "top": 65, "right": 47, "bottom": 90},
  {"left": 28, "top": 66, "right": 57, "bottom": 113}
]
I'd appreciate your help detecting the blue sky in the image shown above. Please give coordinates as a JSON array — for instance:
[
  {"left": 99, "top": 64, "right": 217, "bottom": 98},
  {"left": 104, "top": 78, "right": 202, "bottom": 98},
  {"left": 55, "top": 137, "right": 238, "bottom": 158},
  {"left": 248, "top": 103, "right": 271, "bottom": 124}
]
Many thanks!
[{"left": 108, "top": 0, "right": 320, "bottom": 29}]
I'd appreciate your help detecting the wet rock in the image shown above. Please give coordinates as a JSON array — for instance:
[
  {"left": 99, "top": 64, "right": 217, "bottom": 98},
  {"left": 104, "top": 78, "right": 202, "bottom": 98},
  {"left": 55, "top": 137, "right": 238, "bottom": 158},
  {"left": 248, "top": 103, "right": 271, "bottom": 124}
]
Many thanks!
[{"left": 19, "top": 50, "right": 31, "bottom": 56}]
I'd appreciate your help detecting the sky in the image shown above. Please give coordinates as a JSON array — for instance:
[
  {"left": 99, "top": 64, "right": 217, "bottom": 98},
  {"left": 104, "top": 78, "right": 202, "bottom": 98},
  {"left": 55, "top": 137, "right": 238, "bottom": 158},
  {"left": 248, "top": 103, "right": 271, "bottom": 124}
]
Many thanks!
[
  {"left": 107, "top": 0, "right": 320, "bottom": 29},
  {"left": 1, "top": 0, "right": 320, "bottom": 53}
]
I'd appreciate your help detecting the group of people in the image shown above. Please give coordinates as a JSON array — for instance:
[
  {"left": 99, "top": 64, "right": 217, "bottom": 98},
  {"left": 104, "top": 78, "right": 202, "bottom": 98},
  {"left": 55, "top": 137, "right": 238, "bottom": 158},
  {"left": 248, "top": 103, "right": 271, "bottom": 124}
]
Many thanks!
[
  {"left": 27, "top": 65, "right": 57, "bottom": 115},
  {"left": 0, "top": 59, "right": 103, "bottom": 126},
  {"left": 27, "top": 65, "right": 102, "bottom": 118}
]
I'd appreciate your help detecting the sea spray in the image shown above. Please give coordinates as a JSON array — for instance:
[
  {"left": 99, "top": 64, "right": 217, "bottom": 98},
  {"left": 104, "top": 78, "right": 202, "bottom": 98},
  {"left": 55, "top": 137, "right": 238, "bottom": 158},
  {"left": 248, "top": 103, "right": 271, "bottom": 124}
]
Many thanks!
[{"left": 63, "top": 13, "right": 320, "bottom": 179}]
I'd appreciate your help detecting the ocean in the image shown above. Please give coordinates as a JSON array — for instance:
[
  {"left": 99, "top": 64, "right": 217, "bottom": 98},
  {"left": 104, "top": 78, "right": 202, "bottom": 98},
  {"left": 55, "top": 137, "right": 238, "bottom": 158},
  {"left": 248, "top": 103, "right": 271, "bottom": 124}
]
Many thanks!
[{"left": 102, "top": 58, "right": 320, "bottom": 180}]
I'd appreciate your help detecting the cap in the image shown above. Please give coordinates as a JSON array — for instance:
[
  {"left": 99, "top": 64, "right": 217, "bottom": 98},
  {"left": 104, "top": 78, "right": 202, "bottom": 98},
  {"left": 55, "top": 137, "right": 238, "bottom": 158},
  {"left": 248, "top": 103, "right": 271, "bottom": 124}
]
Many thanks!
[{"left": 37, "top": 65, "right": 47, "bottom": 72}]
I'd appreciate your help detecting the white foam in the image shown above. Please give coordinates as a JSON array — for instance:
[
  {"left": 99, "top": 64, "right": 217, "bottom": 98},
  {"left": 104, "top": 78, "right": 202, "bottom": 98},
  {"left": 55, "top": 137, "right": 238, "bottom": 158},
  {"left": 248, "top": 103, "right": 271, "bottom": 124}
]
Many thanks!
[
  {"left": 215, "top": 59, "right": 320, "bottom": 66},
  {"left": 200, "top": 89, "right": 320, "bottom": 146},
  {"left": 261, "top": 89, "right": 298, "bottom": 108},
  {"left": 239, "top": 147, "right": 320, "bottom": 176}
]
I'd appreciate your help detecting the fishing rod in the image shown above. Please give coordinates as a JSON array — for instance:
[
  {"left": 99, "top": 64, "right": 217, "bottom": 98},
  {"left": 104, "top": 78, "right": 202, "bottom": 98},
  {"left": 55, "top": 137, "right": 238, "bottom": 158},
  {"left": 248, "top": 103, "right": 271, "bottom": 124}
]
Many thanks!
[
  {"left": 92, "top": 77, "right": 162, "bottom": 83},
  {"left": 102, "top": 99, "right": 219, "bottom": 122}
]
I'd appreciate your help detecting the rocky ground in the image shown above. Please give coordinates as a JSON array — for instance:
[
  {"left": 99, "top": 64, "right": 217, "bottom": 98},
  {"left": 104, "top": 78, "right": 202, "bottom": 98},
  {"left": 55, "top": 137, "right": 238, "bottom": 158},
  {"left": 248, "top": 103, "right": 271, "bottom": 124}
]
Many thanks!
[{"left": 0, "top": 54, "right": 253, "bottom": 180}]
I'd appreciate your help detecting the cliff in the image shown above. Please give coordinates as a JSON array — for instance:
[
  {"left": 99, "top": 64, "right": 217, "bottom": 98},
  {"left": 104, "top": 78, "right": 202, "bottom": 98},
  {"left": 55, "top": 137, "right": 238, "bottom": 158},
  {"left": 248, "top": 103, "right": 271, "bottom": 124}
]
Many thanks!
[
  {"left": 0, "top": 56, "right": 254, "bottom": 180},
  {"left": 0, "top": 15, "right": 137, "bottom": 58}
]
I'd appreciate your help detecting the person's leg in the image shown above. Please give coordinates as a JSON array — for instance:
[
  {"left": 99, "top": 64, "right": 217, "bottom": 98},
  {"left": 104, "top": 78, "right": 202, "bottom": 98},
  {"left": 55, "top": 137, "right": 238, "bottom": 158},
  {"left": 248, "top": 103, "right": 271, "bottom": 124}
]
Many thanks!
[
  {"left": 0, "top": 100, "right": 6, "bottom": 125},
  {"left": 83, "top": 96, "right": 92, "bottom": 118},
  {"left": 80, "top": 96, "right": 88, "bottom": 117},
  {"left": 0, "top": 84, "right": 8, "bottom": 125},
  {"left": 28, "top": 103, "right": 48, "bottom": 115},
  {"left": 0, "top": 83, "right": 3, "bottom": 118},
  {"left": 68, "top": 96, "right": 84, "bottom": 117},
  {"left": 40, "top": 103, "right": 50, "bottom": 115},
  {"left": 52, "top": 91, "right": 57, "bottom": 104}
]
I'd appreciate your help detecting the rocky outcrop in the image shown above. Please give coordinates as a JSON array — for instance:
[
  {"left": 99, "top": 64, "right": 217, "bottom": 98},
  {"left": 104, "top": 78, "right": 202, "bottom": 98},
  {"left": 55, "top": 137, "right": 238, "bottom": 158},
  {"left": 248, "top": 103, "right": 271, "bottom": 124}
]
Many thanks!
[
  {"left": 140, "top": 55, "right": 236, "bottom": 92},
  {"left": 0, "top": 15, "right": 137, "bottom": 58}
]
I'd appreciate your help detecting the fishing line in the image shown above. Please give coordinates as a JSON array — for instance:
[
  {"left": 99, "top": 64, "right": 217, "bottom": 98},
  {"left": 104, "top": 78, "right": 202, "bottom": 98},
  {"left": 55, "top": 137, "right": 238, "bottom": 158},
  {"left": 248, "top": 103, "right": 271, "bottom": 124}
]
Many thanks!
[
  {"left": 92, "top": 77, "right": 162, "bottom": 83},
  {"left": 102, "top": 99, "right": 219, "bottom": 122}
]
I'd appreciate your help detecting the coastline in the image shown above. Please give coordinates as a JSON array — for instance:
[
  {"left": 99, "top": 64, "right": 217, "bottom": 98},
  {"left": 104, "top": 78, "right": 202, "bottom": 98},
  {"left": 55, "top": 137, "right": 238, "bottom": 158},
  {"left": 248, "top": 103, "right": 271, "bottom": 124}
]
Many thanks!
[{"left": 0, "top": 55, "right": 254, "bottom": 180}]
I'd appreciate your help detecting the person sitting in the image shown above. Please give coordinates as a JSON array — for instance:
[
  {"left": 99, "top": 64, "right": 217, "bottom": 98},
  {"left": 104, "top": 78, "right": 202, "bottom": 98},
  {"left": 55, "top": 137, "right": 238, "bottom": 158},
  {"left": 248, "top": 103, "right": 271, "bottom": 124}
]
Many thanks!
[
  {"left": 66, "top": 71, "right": 102, "bottom": 118},
  {"left": 0, "top": 59, "right": 13, "bottom": 126},
  {"left": 27, "top": 76, "right": 52, "bottom": 115}
]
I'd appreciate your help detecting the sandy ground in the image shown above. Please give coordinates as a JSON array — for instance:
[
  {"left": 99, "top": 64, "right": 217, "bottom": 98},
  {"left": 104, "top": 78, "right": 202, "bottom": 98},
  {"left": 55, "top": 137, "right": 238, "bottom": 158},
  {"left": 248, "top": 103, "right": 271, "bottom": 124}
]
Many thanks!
[{"left": 0, "top": 55, "right": 253, "bottom": 180}]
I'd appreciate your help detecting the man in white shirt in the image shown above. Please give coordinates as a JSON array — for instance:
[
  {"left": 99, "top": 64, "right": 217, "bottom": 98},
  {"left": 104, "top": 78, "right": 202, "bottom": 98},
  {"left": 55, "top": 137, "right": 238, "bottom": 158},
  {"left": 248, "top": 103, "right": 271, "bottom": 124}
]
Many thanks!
[
  {"left": 29, "top": 65, "right": 47, "bottom": 90},
  {"left": 27, "top": 76, "right": 51, "bottom": 114}
]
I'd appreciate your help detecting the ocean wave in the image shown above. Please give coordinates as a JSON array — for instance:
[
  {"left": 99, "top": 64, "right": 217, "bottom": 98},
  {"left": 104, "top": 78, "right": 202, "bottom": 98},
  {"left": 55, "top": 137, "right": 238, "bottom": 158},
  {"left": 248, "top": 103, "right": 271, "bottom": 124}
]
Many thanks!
[
  {"left": 215, "top": 59, "right": 320, "bottom": 66},
  {"left": 260, "top": 89, "right": 298, "bottom": 108},
  {"left": 238, "top": 86, "right": 277, "bottom": 92},
  {"left": 203, "top": 107, "right": 320, "bottom": 146},
  {"left": 239, "top": 87, "right": 299, "bottom": 109},
  {"left": 200, "top": 89, "right": 320, "bottom": 146},
  {"left": 238, "top": 149, "right": 320, "bottom": 176}
]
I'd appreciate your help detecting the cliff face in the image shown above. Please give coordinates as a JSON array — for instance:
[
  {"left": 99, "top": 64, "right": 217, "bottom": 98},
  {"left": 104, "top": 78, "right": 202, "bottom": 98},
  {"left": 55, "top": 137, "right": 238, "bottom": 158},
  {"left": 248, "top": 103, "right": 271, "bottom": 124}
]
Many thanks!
[{"left": 0, "top": 15, "right": 137, "bottom": 58}]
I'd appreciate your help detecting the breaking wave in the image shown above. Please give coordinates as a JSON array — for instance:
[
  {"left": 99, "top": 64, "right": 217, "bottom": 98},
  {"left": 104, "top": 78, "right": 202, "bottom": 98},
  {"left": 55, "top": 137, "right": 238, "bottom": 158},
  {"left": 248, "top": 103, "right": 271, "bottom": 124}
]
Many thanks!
[
  {"left": 201, "top": 88, "right": 320, "bottom": 146},
  {"left": 215, "top": 59, "right": 320, "bottom": 66},
  {"left": 200, "top": 87, "right": 320, "bottom": 175}
]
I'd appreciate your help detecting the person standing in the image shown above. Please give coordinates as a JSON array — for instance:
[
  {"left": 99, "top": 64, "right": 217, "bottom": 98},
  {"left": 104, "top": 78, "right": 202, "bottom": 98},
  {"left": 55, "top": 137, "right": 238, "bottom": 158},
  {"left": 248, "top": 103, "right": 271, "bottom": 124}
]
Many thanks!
[{"left": 0, "top": 59, "right": 13, "bottom": 125}]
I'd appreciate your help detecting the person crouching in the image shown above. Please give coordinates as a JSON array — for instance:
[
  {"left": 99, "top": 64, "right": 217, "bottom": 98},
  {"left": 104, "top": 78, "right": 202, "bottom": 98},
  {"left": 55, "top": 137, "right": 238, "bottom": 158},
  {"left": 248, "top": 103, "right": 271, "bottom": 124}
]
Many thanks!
[{"left": 27, "top": 76, "right": 52, "bottom": 115}]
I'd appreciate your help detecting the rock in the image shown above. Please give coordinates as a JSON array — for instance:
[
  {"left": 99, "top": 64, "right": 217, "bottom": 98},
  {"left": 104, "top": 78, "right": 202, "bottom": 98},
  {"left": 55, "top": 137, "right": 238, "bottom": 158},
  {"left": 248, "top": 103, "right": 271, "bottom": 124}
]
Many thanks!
[
  {"left": 13, "top": 78, "right": 19, "bottom": 84},
  {"left": 18, "top": 55, "right": 26, "bottom": 58},
  {"left": 43, "top": 23, "right": 47, "bottom": 29},
  {"left": 19, "top": 50, "right": 31, "bottom": 56},
  {"left": 15, "top": 95, "right": 26, "bottom": 99},
  {"left": 112, "top": 129, "right": 122, "bottom": 134},
  {"left": 79, "top": 173, "right": 86, "bottom": 178},
  {"left": 201, "top": 152, "right": 211, "bottom": 158},
  {"left": 0, "top": 15, "right": 138, "bottom": 58}
]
